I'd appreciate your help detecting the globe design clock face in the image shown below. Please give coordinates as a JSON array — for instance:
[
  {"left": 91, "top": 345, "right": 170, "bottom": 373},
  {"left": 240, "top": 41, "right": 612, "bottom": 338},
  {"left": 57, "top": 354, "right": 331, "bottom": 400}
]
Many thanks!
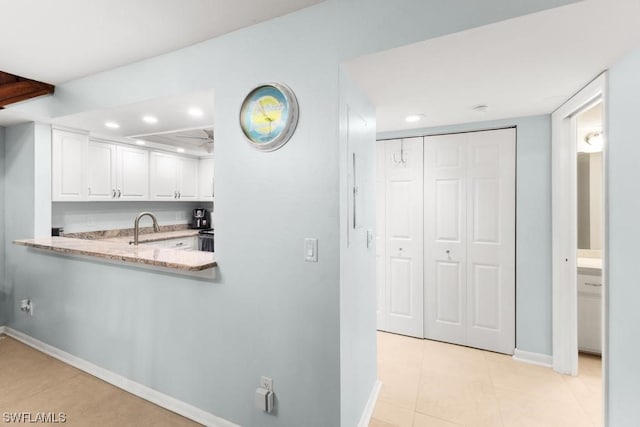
[{"left": 240, "top": 83, "right": 298, "bottom": 151}]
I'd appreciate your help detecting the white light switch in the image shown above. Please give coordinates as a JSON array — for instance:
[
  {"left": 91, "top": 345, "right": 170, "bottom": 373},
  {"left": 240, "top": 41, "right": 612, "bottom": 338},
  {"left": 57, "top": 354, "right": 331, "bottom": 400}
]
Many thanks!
[{"left": 304, "top": 238, "right": 318, "bottom": 262}]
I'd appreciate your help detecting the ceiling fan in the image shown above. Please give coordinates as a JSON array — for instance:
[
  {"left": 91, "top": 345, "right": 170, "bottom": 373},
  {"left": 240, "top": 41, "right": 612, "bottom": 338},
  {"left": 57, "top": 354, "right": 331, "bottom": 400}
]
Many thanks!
[{"left": 176, "top": 128, "right": 214, "bottom": 153}]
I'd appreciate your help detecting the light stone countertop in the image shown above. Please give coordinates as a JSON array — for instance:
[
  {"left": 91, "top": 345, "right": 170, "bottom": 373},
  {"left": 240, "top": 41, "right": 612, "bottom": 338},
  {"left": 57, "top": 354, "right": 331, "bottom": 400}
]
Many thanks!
[
  {"left": 14, "top": 236, "right": 216, "bottom": 272},
  {"left": 101, "top": 229, "right": 202, "bottom": 245}
]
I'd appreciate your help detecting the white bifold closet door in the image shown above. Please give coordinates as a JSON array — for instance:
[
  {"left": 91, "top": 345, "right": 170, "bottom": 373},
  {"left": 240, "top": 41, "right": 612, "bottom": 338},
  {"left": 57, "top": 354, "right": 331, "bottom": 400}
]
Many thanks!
[
  {"left": 377, "top": 137, "right": 424, "bottom": 338},
  {"left": 424, "top": 128, "right": 515, "bottom": 354}
]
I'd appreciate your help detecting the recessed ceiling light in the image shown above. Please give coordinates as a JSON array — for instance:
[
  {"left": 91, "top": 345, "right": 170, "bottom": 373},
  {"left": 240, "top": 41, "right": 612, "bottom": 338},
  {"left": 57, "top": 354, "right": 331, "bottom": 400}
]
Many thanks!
[
  {"left": 105, "top": 121, "right": 120, "bottom": 129},
  {"left": 135, "top": 140, "right": 146, "bottom": 146},
  {"left": 176, "top": 148, "right": 185, "bottom": 153},
  {"left": 142, "top": 115, "right": 158, "bottom": 124},
  {"left": 188, "top": 107, "right": 204, "bottom": 117},
  {"left": 405, "top": 114, "right": 425, "bottom": 123},
  {"left": 472, "top": 105, "right": 489, "bottom": 112}
]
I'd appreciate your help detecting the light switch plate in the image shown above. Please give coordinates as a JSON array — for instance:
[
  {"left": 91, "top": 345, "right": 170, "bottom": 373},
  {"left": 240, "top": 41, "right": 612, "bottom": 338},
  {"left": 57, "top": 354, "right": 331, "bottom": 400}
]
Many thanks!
[{"left": 304, "top": 238, "right": 318, "bottom": 262}]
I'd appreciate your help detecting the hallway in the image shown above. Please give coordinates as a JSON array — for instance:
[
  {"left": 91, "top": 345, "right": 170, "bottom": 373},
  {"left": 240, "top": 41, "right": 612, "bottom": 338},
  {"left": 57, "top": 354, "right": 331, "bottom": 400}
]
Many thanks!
[{"left": 370, "top": 332, "right": 602, "bottom": 427}]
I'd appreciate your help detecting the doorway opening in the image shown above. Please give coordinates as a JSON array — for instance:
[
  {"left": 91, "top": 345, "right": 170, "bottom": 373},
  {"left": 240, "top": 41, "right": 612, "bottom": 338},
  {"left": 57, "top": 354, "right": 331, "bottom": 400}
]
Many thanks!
[{"left": 551, "top": 73, "right": 607, "bottom": 423}]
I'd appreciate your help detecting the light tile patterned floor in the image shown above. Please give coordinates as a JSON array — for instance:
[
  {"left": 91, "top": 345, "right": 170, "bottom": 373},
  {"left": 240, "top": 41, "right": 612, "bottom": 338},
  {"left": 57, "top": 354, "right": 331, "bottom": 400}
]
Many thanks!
[
  {"left": 0, "top": 335, "right": 199, "bottom": 426},
  {"left": 370, "top": 332, "right": 602, "bottom": 427}
]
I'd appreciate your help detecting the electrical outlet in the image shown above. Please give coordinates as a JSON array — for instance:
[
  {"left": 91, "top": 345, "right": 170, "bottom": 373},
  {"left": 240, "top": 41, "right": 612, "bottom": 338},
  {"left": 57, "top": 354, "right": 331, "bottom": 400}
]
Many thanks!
[
  {"left": 20, "top": 299, "right": 33, "bottom": 316},
  {"left": 260, "top": 376, "right": 273, "bottom": 392}
]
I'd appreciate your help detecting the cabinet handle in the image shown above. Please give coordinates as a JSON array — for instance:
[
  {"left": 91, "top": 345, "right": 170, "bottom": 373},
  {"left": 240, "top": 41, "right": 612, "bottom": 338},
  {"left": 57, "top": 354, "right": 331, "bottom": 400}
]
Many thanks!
[
  {"left": 117, "top": 189, "right": 122, "bottom": 198},
  {"left": 174, "top": 191, "right": 177, "bottom": 199},
  {"left": 112, "top": 189, "right": 116, "bottom": 198},
  {"left": 178, "top": 191, "right": 181, "bottom": 199},
  {"left": 585, "top": 282, "right": 602, "bottom": 287},
  {"left": 175, "top": 242, "right": 185, "bottom": 246}
]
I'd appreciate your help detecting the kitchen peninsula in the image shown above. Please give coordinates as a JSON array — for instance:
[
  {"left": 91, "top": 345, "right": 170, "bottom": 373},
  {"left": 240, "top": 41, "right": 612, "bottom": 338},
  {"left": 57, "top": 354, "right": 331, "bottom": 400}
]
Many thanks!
[{"left": 14, "top": 226, "right": 216, "bottom": 277}]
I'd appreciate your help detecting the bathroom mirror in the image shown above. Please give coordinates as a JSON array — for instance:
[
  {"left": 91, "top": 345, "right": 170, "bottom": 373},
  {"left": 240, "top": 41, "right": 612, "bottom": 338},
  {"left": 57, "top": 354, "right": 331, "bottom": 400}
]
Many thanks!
[{"left": 577, "top": 151, "right": 603, "bottom": 250}]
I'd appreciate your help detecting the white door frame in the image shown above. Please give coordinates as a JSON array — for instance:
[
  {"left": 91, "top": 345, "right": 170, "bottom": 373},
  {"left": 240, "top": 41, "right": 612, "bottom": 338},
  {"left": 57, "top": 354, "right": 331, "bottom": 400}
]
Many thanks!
[{"left": 551, "top": 73, "right": 607, "bottom": 376}]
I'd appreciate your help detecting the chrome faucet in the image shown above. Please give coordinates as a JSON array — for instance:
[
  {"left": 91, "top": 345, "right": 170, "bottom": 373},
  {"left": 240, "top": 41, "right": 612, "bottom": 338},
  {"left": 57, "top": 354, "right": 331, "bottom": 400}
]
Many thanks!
[{"left": 132, "top": 212, "right": 160, "bottom": 245}]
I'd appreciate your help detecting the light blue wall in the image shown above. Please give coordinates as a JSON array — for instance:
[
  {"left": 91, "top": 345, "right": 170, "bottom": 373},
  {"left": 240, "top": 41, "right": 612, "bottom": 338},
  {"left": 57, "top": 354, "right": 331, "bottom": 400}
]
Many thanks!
[
  {"left": 607, "top": 46, "right": 640, "bottom": 426},
  {"left": 0, "top": 126, "right": 5, "bottom": 326},
  {"left": 3, "top": 1, "right": 576, "bottom": 425},
  {"left": 4, "top": 123, "right": 37, "bottom": 326},
  {"left": 378, "top": 115, "right": 553, "bottom": 356},
  {"left": 339, "top": 69, "right": 377, "bottom": 427}
]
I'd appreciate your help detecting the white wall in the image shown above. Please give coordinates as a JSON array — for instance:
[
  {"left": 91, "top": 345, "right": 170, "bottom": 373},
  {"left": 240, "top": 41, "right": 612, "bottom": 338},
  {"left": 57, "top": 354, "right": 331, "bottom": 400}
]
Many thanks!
[
  {"left": 339, "top": 69, "right": 377, "bottom": 427},
  {"left": 52, "top": 201, "right": 207, "bottom": 233},
  {"left": 378, "top": 115, "right": 553, "bottom": 356},
  {"left": 0, "top": 126, "right": 5, "bottom": 326},
  {"left": 3, "top": 1, "right": 577, "bottom": 425},
  {"left": 4, "top": 123, "right": 37, "bottom": 327},
  {"left": 607, "top": 46, "right": 640, "bottom": 426}
]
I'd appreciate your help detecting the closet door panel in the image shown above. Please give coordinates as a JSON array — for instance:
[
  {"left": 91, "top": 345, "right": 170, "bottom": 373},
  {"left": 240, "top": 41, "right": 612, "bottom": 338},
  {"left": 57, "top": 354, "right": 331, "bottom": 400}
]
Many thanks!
[
  {"left": 465, "top": 128, "right": 515, "bottom": 354},
  {"left": 381, "top": 138, "right": 424, "bottom": 338},
  {"left": 424, "top": 133, "right": 467, "bottom": 346}
]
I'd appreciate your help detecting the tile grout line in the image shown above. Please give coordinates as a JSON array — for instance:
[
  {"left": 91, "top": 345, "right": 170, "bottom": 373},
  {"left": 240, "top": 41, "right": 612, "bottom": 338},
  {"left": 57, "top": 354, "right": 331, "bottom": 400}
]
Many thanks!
[{"left": 483, "top": 349, "right": 507, "bottom": 427}]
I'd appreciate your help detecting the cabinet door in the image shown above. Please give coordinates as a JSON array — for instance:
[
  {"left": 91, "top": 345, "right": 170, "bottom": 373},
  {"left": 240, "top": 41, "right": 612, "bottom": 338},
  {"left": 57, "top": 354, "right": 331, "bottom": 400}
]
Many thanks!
[
  {"left": 178, "top": 157, "right": 199, "bottom": 200},
  {"left": 117, "top": 146, "right": 149, "bottom": 200},
  {"left": 87, "top": 141, "right": 117, "bottom": 200},
  {"left": 198, "top": 158, "right": 214, "bottom": 201},
  {"left": 149, "top": 152, "right": 178, "bottom": 200},
  {"left": 52, "top": 129, "right": 87, "bottom": 201}
]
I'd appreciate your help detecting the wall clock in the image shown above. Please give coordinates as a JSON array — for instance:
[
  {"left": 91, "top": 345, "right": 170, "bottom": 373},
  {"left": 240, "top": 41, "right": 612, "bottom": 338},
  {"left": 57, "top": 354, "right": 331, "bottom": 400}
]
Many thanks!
[{"left": 239, "top": 82, "right": 299, "bottom": 151}]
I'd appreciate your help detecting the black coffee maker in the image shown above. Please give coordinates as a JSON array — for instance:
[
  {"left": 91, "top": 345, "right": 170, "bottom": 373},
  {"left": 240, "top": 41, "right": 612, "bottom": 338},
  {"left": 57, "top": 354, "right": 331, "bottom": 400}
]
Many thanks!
[{"left": 191, "top": 208, "right": 211, "bottom": 229}]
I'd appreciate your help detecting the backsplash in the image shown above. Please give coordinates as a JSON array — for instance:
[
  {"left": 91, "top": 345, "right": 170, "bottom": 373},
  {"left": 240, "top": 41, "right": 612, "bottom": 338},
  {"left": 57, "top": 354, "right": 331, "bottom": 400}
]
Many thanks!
[
  {"left": 64, "top": 223, "right": 190, "bottom": 240},
  {"left": 52, "top": 201, "right": 213, "bottom": 233}
]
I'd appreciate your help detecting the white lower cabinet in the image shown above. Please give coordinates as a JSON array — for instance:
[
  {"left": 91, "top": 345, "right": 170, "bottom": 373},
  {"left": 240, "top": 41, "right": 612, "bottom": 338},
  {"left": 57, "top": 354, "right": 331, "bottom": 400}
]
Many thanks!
[
  {"left": 143, "top": 236, "right": 197, "bottom": 251},
  {"left": 578, "top": 272, "right": 603, "bottom": 354},
  {"left": 87, "top": 140, "right": 148, "bottom": 200},
  {"left": 150, "top": 152, "right": 199, "bottom": 201}
]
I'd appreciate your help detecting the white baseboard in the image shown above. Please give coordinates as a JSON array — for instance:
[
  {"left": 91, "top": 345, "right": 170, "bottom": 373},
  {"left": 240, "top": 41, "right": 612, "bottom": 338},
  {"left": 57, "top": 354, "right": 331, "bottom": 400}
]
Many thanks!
[
  {"left": 357, "top": 380, "right": 382, "bottom": 427},
  {"left": 513, "top": 348, "right": 553, "bottom": 368},
  {"left": 4, "top": 328, "right": 238, "bottom": 427},
  {"left": 0, "top": 326, "right": 6, "bottom": 334}
]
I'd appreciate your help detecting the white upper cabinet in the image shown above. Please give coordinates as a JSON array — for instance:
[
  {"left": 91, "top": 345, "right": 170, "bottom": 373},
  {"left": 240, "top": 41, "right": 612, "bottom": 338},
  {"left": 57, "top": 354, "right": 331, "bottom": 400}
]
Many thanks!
[
  {"left": 117, "top": 145, "right": 149, "bottom": 200},
  {"left": 149, "top": 152, "right": 198, "bottom": 201},
  {"left": 150, "top": 152, "right": 179, "bottom": 200},
  {"left": 52, "top": 129, "right": 88, "bottom": 201},
  {"left": 87, "top": 141, "right": 117, "bottom": 200},
  {"left": 198, "top": 158, "right": 214, "bottom": 201},
  {"left": 177, "top": 156, "right": 199, "bottom": 201},
  {"left": 53, "top": 131, "right": 204, "bottom": 202},
  {"left": 86, "top": 141, "right": 148, "bottom": 200}
]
